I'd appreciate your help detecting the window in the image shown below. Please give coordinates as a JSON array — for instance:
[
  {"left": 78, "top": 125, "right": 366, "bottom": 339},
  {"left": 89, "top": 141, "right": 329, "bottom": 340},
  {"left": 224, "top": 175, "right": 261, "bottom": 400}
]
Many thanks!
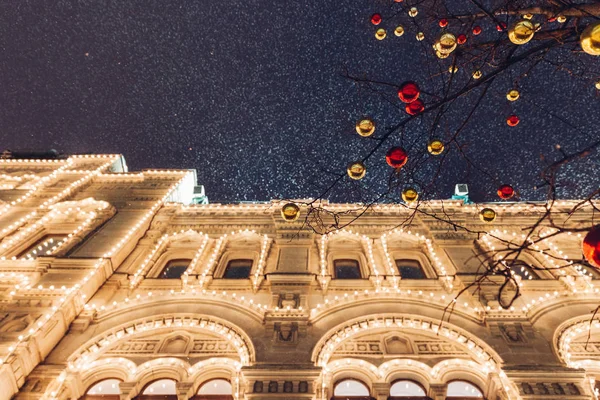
[
  {"left": 334, "top": 259, "right": 362, "bottom": 279},
  {"left": 18, "top": 234, "right": 66, "bottom": 260},
  {"left": 193, "top": 379, "right": 233, "bottom": 400},
  {"left": 158, "top": 259, "right": 190, "bottom": 279},
  {"left": 508, "top": 260, "right": 540, "bottom": 280},
  {"left": 396, "top": 259, "right": 428, "bottom": 279},
  {"left": 446, "top": 381, "right": 483, "bottom": 398},
  {"left": 223, "top": 259, "right": 253, "bottom": 279},
  {"left": 333, "top": 379, "right": 370, "bottom": 398},
  {"left": 390, "top": 380, "right": 427, "bottom": 397},
  {"left": 577, "top": 264, "right": 600, "bottom": 279},
  {"left": 84, "top": 379, "right": 121, "bottom": 398},
  {"left": 139, "top": 379, "right": 177, "bottom": 400}
]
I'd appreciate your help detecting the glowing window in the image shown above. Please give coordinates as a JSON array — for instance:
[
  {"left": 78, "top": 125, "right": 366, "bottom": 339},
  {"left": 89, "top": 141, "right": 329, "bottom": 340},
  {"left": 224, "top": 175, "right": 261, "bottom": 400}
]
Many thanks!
[
  {"left": 142, "top": 379, "right": 177, "bottom": 395},
  {"left": 334, "top": 379, "right": 370, "bottom": 396},
  {"left": 86, "top": 379, "right": 121, "bottom": 395},
  {"left": 18, "top": 234, "right": 66, "bottom": 260},
  {"left": 197, "top": 379, "right": 232, "bottom": 394},
  {"left": 390, "top": 380, "right": 426, "bottom": 396},
  {"left": 159, "top": 259, "right": 190, "bottom": 279},
  {"left": 223, "top": 259, "right": 253, "bottom": 279},
  {"left": 446, "top": 381, "right": 483, "bottom": 398},
  {"left": 334, "top": 259, "right": 362, "bottom": 279},
  {"left": 509, "top": 260, "right": 540, "bottom": 280},
  {"left": 396, "top": 259, "right": 428, "bottom": 279}
]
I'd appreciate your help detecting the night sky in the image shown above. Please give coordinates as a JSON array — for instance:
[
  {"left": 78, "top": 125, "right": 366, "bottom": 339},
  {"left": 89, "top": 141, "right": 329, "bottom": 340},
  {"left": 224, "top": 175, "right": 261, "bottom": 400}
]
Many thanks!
[{"left": 1, "top": 1, "right": 599, "bottom": 202}]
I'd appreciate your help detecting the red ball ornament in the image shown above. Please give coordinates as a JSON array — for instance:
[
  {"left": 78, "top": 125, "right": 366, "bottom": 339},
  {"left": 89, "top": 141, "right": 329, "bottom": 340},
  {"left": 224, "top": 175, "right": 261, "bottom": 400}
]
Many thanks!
[
  {"left": 457, "top": 34, "right": 467, "bottom": 44},
  {"left": 398, "top": 81, "right": 420, "bottom": 103},
  {"left": 507, "top": 115, "right": 520, "bottom": 126},
  {"left": 439, "top": 19, "right": 448, "bottom": 28},
  {"left": 394, "top": 0, "right": 403, "bottom": 2},
  {"left": 496, "top": 22, "right": 507, "bottom": 31},
  {"left": 385, "top": 147, "right": 408, "bottom": 168},
  {"left": 371, "top": 13, "right": 382, "bottom": 25},
  {"left": 405, "top": 99, "right": 425, "bottom": 115},
  {"left": 583, "top": 225, "right": 600, "bottom": 268},
  {"left": 472, "top": 26, "right": 482, "bottom": 35},
  {"left": 548, "top": 16, "right": 556, "bottom": 22},
  {"left": 497, "top": 184, "right": 515, "bottom": 200}
]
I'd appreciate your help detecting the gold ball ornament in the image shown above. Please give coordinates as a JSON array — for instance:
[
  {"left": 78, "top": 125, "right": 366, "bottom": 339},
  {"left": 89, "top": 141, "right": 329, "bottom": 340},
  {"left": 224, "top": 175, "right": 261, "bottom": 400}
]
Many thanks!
[
  {"left": 472, "top": 70, "right": 482, "bottom": 79},
  {"left": 281, "top": 203, "right": 300, "bottom": 222},
  {"left": 435, "top": 50, "right": 450, "bottom": 59},
  {"left": 580, "top": 21, "right": 600, "bottom": 56},
  {"left": 416, "top": 32, "right": 425, "bottom": 41},
  {"left": 506, "top": 89, "right": 520, "bottom": 101},
  {"left": 394, "top": 26, "right": 405, "bottom": 37},
  {"left": 427, "top": 139, "right": 444, "bottom": 155},
  {"left": 408, "top": 7, "right": 418, "bottom": 17},
  {"left": 523, "top": 13, "right": 533, "bottom": 20},
  {"left": 557, "top": 15, "right": 567, "bottom": 23},
  {"left": 596, "top": 80, "right": 600, "bottom": 90},
  {"left": 508, "top": 20, "right": 535, "bottom": 45},
  {"left": 435, "top": 33, "right": 457, "bottom": 55},
  {"left": 347, "top": 162, "right": 367, "bottom": 180},
  {"left": 448, "top": 65, "right": 459, "bottom": 73},
  {"left": 356, "top": 119, "right": 375, "bottom": 137},
  {"left": 479, "top": 208, "right": 497, "bottom": 223},
  {"left": 375, "top": 28, "right": 387, "bottom": 40},
  {"left": 402, "top": 187, "right": 419, "bottom": 203}
]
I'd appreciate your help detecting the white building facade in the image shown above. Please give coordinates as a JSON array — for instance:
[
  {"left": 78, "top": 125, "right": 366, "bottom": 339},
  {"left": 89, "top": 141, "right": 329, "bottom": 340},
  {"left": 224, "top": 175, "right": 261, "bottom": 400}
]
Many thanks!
[{"left": 0, "top": 154, "right": 598, "bottom": 400}]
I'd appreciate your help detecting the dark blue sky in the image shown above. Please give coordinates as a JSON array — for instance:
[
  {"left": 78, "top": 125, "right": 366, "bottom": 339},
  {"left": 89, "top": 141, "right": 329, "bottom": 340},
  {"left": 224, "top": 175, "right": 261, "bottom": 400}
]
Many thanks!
[{"left": 1, "top": 1, "right": 598, "bottom": 202}]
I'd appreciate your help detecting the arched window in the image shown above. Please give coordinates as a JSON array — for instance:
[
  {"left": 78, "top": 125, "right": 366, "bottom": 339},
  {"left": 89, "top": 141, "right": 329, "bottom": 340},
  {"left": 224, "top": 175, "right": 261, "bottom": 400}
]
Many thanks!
[
  {"left": 390, "top": 380, "right": 427, "bottom": 398},
  {"left": 192, "top": 379, "right": 233, "bottom": 400},
  {"left": 223, "top": 259, "right": 253, "bottom": 279},
  {"left": 332, "top": 379, "right": 371, "bottom": 399},
  {"left": 508, "top": 260, "right": 540, "bottom": 280},
  {"left": 396, "top": 259, "right": 428, "bottom": 279},
  {"left": 82, "top": 379, "right": 121, "bottom": 399},
  {"left": 334, "top": 259, "right": 362, "bottom": 279},
  {"left": 158, "top": 259, "right": 191, "bottom": 279},
  {"left": 17, "top": 234, "right": 66, "bottom": 260},
  {"left": 138, "top": 379, "right": 177, "bottom": 400},
  {"left": 446, "top": 381, "right": 483, "bottom": 399}
]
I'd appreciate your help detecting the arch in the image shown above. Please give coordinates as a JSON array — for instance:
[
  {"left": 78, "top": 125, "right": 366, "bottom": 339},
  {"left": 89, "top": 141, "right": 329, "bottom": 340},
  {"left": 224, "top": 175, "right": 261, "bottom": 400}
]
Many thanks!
[
  {"left": 555, "top": 314, "right": 600, "bottom": 369},
  {"left": 312, "top": 314, "right": 503, "bottom": 369},
  {"left": 197, "top": 379, "right": 232, "bottom": 394},
  {"left": 68, "top": 314, "right": 255, "bottom": 371},
  {"left": 84, "top": 378, "right": 122, "bottom": 395},
  {"left": 141, "top": 379, "right": 178, "bottom": 395},
  {"left": 79, "top": 358, "right": 135, "bottom": 396}
]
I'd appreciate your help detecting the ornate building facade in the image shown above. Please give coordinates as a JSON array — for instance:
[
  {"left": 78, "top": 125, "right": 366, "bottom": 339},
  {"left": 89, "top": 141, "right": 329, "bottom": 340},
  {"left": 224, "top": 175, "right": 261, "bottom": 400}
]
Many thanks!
[{"left": 0, "top": 154, "right": 598, "bottom": 400}]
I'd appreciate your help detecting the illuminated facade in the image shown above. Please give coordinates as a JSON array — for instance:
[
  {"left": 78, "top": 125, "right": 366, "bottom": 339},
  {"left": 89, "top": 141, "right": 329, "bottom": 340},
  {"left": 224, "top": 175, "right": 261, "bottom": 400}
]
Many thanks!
[{"left": 1, "top": 154, "right": 599, "bottom": 400}]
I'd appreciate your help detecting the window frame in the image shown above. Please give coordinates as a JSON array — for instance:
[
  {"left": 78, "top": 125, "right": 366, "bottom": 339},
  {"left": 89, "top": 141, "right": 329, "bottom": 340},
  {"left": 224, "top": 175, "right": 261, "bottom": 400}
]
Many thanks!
[
  {"left": 445, "top": 380, "right": 485, "bottom": 399},
  {"left": 389, "top": 379, "right": 429, "bottom": 399},
  {"left": 157, "top": 258, "right": 192, "bottom": 279},
  {"left": 190, "top": 378, "right": 234, "bottom": 400},
  {"left": 332, "top": 378, "right": 372, "bottom": 399},
  {"left": 222, "top": 258, "right": 254, "bottom": 279},
  {"left": 395, "top": 259, "right": 430, "bottom": 280},
  {"left": 136, "top": 379, "right": 178, "bottom": 400},
  {"left": 80, "top": 378, "right": 122, "bottom": 400},
  {"left": 333, "top": 258, "right": 363, "bottom": 279},
  {"left": 215, "top": 250, "right": 260, "bottom": 280}
]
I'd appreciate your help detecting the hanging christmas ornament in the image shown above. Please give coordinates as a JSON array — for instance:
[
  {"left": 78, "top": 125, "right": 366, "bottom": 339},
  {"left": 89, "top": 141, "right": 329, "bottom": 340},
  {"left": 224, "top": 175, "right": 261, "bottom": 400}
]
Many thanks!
[
  {"left": 402, "top": 187, "right": 419, "bottom": 203},
  {"left": 508, "top": 20, "right": 535, "bottom": 45},
  {"left": 506, "top": 115, "right": 520, "bottom": 126},
  {"left": 408, "top": 7, "right": 418, "bottom": 17},
  {"left": 375, "top": 28, "right": 387, "bottom": 40},
  {"left": 434, "top": 33, "right": 457, "bottom": 55},
  {"left": 347, "top": 162, "right": 367, "bottom": 180},
  {"left": 281, "top": 203, "right": 300, "bottom": 222},
  {"left": 385, "top": 147, "right": 408, "bottom": 168},
  {"left": 435, "top": 50, "right": 450, "bottom": 59},
  {"left": 457, "top": 34, "right": 467, "bottom": 44},
  {"left": 356, "top": 118, "right": 375, "bottom": 137},
  {"left": 394, "top": 26, "right": 405, "bottom": 37},
  {"left": 472, "top": 70, "right": 482, "bottom": 79},
  {"left": 416, "top": 32, "right": 425, "bottom": 41},
  {"left": 557, "top": 15, "right": 567, "bottom": 23},
  {"left": 473, "top": 26, "right": 482, "bottom": 35},
  {"left": 523, "top": 13, "right": 533, "bottom": 20},
  {"left": 394, "top": 0, "right": 403, "bottom": 2},
  {"left": 506, "top": 89, "right": 520, "bottom": 101},
  {"left": 406, "top": 99, "right": 425, "bottom": 115},
  {"left": 479, "top": 208, "right": 497, "bottom": 223},
  {"left": 439, "top": 19, "right": 448, "bottom": 28},
  {"left": 496, "top": 22, "right": 507, "bottom": 31},
  {"left": 448, "top": 65, "right": 458, "bottom": 73},
  {"left": 497, "top": 184, "right": 515, "bottom": 200},
  {"left": 427, "top": 139, "right": 444, "bottom": 155},
  {"left": 580, "top": 21, "right": 600, "bottom": 56},
  {"left": 371, "top": 14, "right": 382, "bottom": 25},
  {"left": 398, "top": 82, "right": 420, "bottom": 103},
  {"left": 583, "top": 225, "right": 600, "bottom": 268},
  {"left": 595, "top": 80, "right": 600, "bottom": 90},
  {"left": 548, "top": 16, "right": 557, "bottom": 22}
]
